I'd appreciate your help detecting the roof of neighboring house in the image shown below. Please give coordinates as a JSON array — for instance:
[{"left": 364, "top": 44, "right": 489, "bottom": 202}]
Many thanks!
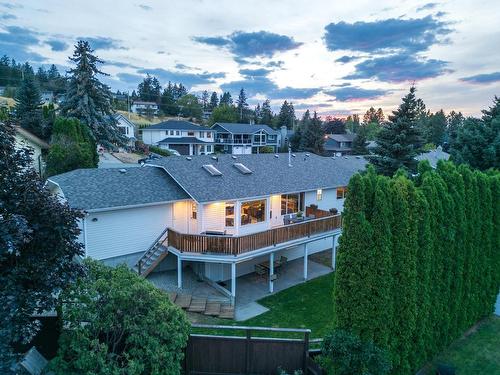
[
  {"left": 158, "top": 137, "right": 213, "bottom": 145},
  {"left": 48, "top": 167, "right": 190, "bottom": 211},
  {"left": 114, "top": 113, "right": 136, "bottom": 129},
  {"left": 212, "top": 123, "right": 279, "bottom": 135},
  {"left": 143, "top": 120, "right": 211, "bottom": 131},
  {"left": 132, "top": 101, "right": 158, "bottom": 106},
  {"left": 150, "top": 153, "right": 367, "bottom": 203},
  {"left": 15, "top": 127, "right": 49, "bottom": 149},
  {"left": 416, "top": 147, "right": 450, "bottom": 168},
  {"left": 325, "top": 133, "right": 356, "bottom": 143}
]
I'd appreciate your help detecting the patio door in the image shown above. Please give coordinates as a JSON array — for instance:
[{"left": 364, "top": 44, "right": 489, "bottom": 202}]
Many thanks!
[{"left": 270, "top": 195, "right": 282, "bottom": 227}]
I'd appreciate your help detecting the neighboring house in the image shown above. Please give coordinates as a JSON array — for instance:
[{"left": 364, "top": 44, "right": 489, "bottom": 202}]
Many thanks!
[
  {"left": 130, "top": 101, "right": 159, "bottom": 115},
  {"left": 15, "top": 126, "right": 49, "bottom": 175},
  {"left": 142, "top": 120, "right": 215, "bottom": 156},
  {"left": 324, "top": 133, "right": 356, "bottom": 155},
  {"left": 47, "top": 153, "right": 367, "bottom": 303},
  {"left": 279, "top": 126, "right": 294, "bottom": 149},
  {"left": 114, "top": 113, "right": 136, "bottom": 147},
  {"left": 41, "top": 91, "right": 54, "bottom": 104},
  {"left": 416, "top": 146, "right": 450, "bottom": 168},
  {"left": 0, "top": 86, "right": 6, "bottom": 95},
  {"left": 211, "top": 123, "right": 281, "bottom": 154}
]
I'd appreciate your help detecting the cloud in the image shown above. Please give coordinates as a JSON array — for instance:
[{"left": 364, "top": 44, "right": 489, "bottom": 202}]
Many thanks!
[
  {"left": 136, "top": 68, "right": 225, "bottom": 87},
  {"left": 138, "top": 4, "right": 152, "bottom": 11},
  {"left": 175, "top": 63, "right": 200, "bottom": 71},
  {"left": 335, "top": 55, "right": 359, "bottom": 64},
  {"left": 116, "top": 72, "right": 143, "bottom": 84},
  {"left": 344, "top": 54, "right": 451, "bottom": 82},
  {"left": 323, "top": 16, "right": 451, "bottom": 53},
  {"left": 460, "top": 72, "right": 500, "bottom": 84},
  {"left": 268, "top": 87, "right": 320, "bottom": 100},
  {"left": 239, "top": 68, "right": 271, "bottom": 77},
  {"left": 220, "top": 76, "right": 277, "bottom": 97},
  {"left": 324, "top": 86, "right": 390, "bottom": 101},
  {"left": 0, "top": 13, "right": 16, "bottom": 20},
  {"left": 266, "top": 60, "right": 284, "bottom": 68},
  {"left": 46, "top": 39, "right": 68, "bottom": 51},
  {"left": 417, "top": 3, "right": 438, "bottom": 12},
  {"left": 0, "top": 26, "right": 44, "bottom": 62},
  {"left": 0, "top": 2, "right": 22, "bottom": 9},
  {"left": 79, "top": 36, "right": 123, "bottom": 50},
  {"left": 194, "top": 30, "right": 301, "bottom": 58}
]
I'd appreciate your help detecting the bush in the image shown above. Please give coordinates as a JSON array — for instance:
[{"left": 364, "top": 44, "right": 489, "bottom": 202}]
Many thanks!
[
  {"left": 150, "top": 145, "right": 173, "bottom": 157},
  {"left": 259, "top": 146, "right": 275, "bottom": 153},
  {"left": 317, "top": 329, "right": 391, "bottom": 375},
  {"left": 50, "top": 259, "right": 190, "bottom": 375}
]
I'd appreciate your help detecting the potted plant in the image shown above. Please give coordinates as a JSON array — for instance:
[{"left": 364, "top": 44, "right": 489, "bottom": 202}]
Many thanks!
[
  {"left": 296, "top": 211, "right": 303, "bottom": 218},
  {"left": 309, "top": 204, "right": 318, "bottom": 210},
  {"left": 329, "top": 208, "right": 338, "bottom": 215}
]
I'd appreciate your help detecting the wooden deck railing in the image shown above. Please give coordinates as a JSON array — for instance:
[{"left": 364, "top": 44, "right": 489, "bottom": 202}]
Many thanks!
[{"left": 167, "top": 215, "right": 342, "bottom": 256}]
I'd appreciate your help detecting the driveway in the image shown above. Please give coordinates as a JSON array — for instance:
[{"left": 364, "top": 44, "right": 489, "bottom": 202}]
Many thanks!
[{"left": 98, "top": 152, "right": 139, "bottom": 168}]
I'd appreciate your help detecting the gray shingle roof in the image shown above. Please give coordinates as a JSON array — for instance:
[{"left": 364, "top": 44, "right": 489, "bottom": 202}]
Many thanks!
[
  {"left": 158, "top": 137, "right": 214, "bottom": 144},
  {"left": 48, "top": 167, "right": 190, "bottom": 211},
  {"left": 151, "top": 153, "right": 367, "bottom": 203},
  {"left": 326, "top": 133, "right": 356, "bottom": 142},
  {"left": 212, "top": 123, "right": 279, "bottom": 135},
  {"left": 144, "top": 120, "right": 211, "bottom": 131},
  {"left": 416, "top": 148, "right": 450, "bottom": 168}
]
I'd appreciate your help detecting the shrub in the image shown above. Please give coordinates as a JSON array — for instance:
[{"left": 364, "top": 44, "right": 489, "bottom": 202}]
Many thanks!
[
  {"left": 150, "top": 145, "right": 173, "bottom": 157},
  {"left": 50, "top": 259, "right": 190, "bottom": 375},
  {"left": 317, "top": 329, "right": 391, "bottom": 375}
]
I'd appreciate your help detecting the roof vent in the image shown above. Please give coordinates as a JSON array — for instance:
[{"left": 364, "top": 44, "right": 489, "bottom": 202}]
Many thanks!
[
  {"left": 344, "top": 156, "right": 348, "bottom": 159},
  {"left": 274, "top": 154, "right": 279, "bottom": 158},
  {"left": 292, "top": 154, "right": 296, "bottom": 157},
  {"left": 305, "top": 153, "right": 310, "bottom": 157},
  {"left": 211, "top": 156, "right": 218, "bottom": 161},
  {"left": 202, "top": 164, "right": 223, "bottom": 176},
  {"left": 356, "top": 156, "right": 361, "bottom": 159},
  {"left": 119, "top": 169, "right": 127, "bottom": 173},
  {"left": 231, "top": 155, "right": 237, "bottom": 160},
  {"left": 233, "top": 163, "right": 252, "bottom": 174},
  {"left": 186, "top": 157, "right": 192, "bottom": 160},
  {"left": 331, "top": 156, "right": 336, "bottom": 159}
]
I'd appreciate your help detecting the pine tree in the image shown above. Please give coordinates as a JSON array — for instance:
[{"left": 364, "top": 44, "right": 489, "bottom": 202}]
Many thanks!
[
  {"left": 351, "top": 126, "right": 369, "bottom": 155},
  {"left": 200, "top": 90, "right": 209, "bottom": 110},
  {"left": 60, "top": 40, "right": 125, "bottom": 146},
  {"left": 209, "top": 91, "right": 218, "bottom": 109},
  {"left": 219, "top": 91, "right": 233, "bottom": 106},
  {"left": 160, "top": 82, "right": 176, "bottom": 115},
  {"left": 369, "top": 86, "right": 423, "bottom": 176},
  {"left": 260, "top": 99, "right": 273, "bottom": 125},
  {"left": 14, "top": 74, "right": 45, "bottom": 139},
  {"left": 300, "top": 111, "right": 324, "bottom": 154},
  {"left": 277, "top": 101, "right": 295, "bottom": 129},
  {"left": 236, "top": 88, "right": 249, "bottom": 122}
]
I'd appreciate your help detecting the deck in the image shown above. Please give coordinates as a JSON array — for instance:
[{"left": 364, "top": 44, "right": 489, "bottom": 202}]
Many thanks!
[{"left": 167, "top": 214, "right": 342, "bottom": 256}]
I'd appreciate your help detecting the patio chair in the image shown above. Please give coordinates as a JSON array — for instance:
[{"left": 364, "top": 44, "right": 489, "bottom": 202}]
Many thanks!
[{"left": 255, "top": 264, "right": 266, "bottom": 277}]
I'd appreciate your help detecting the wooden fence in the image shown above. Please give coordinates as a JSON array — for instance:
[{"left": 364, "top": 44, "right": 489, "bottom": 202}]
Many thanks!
[
  {"left": 168, "top": 215, "right": 342, "bottom": 256},
  {"left": 185, "top": 324, "right": 311, "bottom": 374}
]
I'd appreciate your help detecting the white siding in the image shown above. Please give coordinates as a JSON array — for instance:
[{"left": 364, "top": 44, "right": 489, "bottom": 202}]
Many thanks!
[
  {"left": 85, "top": 204, "right": 172, "bottom": 260},
  {"left": 202, "top": 202, "right": 226, "bottom": 233},
  {"left": 172, "top": 201, "right": 190, "bottom": 233},
  {"left": 304, "top": 187, "right": 344, "bottom": 213}
]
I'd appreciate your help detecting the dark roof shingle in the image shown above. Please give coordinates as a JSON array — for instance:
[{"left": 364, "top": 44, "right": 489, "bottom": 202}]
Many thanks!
[{"left": 212, "top": 122, "right": 279, "bottom": 135}]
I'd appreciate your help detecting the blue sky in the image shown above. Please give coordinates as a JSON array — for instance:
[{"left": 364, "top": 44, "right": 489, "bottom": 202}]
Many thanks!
[{"left": 1, "top": 0, "right": 499, "bottom": 116}]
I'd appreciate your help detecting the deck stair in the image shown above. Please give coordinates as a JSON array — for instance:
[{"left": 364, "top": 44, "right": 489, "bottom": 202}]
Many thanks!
[
  {"left": 134, "top": 227, "right": 169, "bottom": 277},
  {"left": 169, "top": 292, "right": 234, "bottom": 319}
]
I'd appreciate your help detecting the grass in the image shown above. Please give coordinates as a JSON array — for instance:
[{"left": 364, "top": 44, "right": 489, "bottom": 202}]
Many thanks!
[{"left": 429, "top": 316, "right": 500, "bottom": 374}]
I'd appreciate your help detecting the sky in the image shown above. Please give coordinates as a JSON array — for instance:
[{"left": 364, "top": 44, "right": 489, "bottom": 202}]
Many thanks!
[{"left": 1, "top": 0, "right": 499, "bottom": 117}]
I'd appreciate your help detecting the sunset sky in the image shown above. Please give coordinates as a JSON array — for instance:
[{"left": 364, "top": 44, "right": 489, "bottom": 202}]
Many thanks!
[{"left": 2, "top": 0, "right": 499, "bottom": 116}]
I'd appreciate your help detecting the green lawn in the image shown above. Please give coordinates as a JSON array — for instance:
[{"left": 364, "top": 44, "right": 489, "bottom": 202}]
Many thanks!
[{"left": 429, "top": 316, "right": 500, "bottom": 374}]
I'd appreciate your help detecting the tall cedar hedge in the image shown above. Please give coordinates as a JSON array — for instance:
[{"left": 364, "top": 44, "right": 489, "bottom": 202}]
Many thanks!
[{"left": 333, "top": 162, "right": 500, "bottom": 374}]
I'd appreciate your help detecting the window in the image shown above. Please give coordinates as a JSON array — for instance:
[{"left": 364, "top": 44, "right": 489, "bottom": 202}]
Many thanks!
[
  {"left": 206, "top": 145, "right": 212, "bottom": 153},
  {"left": 317, "top": 189, "right": 323, "bottom": 201},
  {"left": 165, "top": 131, "right": 168, "bottom": 136},
  {"left": 281, "top": 194, "right": 301, "bottom": 215},
  {"left": 170, "top": 130, "right": 174, "bottom": 135},
  {"left": 337, "top": 187, "right": 348, "bottom": 199},
  {"left": 225, "top": 203, "right": 235, "bottom": 227},
  {"left": 207, "top": 132, "right": 212, "bottom": 138},
  {"left": 200, "top": 145, "right": 205, "bottom": 153},
  {"left": 191, "top": 203, "right": 197, "bottom": 220},
  {"left": 199, "top": 131, "right": 204, "bottom": 138},
  {"left": 176, "top": 130, "right": 180, "bottom": 135},
  {"left": 188, "top": 131, "right": 195, "bottom": 136},
  {"left": 241, "top": 199, "right": 266, "bottom": 225},
  {"left": 118, "top": 127, "right": 127, "bottom": 135}
]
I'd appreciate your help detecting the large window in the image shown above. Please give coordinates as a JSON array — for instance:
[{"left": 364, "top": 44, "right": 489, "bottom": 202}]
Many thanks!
[
  {"left": 337, "top": 187, "right": 348, "bottom": 199},
  {"left": 281, "top": 193, "right": 304, "bottom": 215},
  {"left": 225, "top": 203, "right": 235, "bottom": 227},
  {"left": 241, "top": 199, "right": 266, "bottom": 225}
]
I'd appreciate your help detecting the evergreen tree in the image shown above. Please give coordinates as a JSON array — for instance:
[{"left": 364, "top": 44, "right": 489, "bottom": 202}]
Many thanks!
[
  {"left": 219, "top": 91, "right": 233, "bottom": 106},
  {"left": 177, "top": 94, "right": 203, "bottom": 120},
  {"left": 209, "top": 91, "right": 219, "bottom": 109},
  {"left": 290, "top": 110, "right": 310, "bottom": 151},
  {"left": 351, "top": 126, "right": 369, "bottom": 155},
  {"left": 60, "top": 41, "right": 125, "bottom": 146},
  {"left": 137, "top": 74, "right": 161, "bottom": 103},
  {"left": 369, "top": 86, "right": 424, "bottom": 176},
  {"left": 445, "top": 110, "right": 464, "bottom": 148},
  {"left": 276, "top": 100, "right": 295, "bottom": 129},
  {"left": 14, "top": 74, "right": 45, "bottom": 139},
  {"left": 345, "top": 114, "right": 360, "bottom": 133},
  {"left": 300, "top": 111, "right": 324, "bottom": 154},
  {"left": 236, "top": 88, "right": 249, "bottom": 122},
  {"left": 200, "top": 90, "right": 209, "bottom": 110},
  {"left": 323, "top": 116, "right": 346, "bottom": 134},
  {"left": 260, "top": 99, "right": 273, "bottom": 125},
  {"left": 161, "top": 82, "right": 177, "bottom": 116},
  {"left": 0, "top": 123, "right": 84, "bottom": 369},
  {"left": 254, "top": 103, "right": 261, "bottom": 124}
]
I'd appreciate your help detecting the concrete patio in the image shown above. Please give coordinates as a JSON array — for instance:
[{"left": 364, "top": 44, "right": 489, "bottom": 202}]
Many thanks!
[{"left": 147, "top": 254, "right": 333, "bottom": 321}]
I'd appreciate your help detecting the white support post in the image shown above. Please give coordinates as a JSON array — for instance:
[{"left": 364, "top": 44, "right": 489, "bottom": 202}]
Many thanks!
[
  {"left": 303, "top": 243, "right": 309, "bottom": 280},
  {"left": 177, "top": 256, "right": 182, "bottom": 288},
  {"left": 231, "top": 262, "right": 236, "bottom": 303},
  {"left": 332, "top": 235, "right": 337, "bottom": 270},
  {"left": 269, "top": 252, "right": 274, "bottom": 293}
]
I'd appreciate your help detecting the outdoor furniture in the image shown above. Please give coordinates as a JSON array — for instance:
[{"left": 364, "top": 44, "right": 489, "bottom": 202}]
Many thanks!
[{"left": 203, "top": 230, "right": 227, "bottom": 236}]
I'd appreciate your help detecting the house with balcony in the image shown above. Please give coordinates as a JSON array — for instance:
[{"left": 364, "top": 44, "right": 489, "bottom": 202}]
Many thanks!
[
  {"left": 142, "top": 120, "right": 215, "bottom": 155},
  {"left": 47, "top": 153, "right": 367, "bottom": 314},
  {"left": 211, "top": 123, "right": 281, "bottom": 154},
  {"left": 130, "top": 101, "right": 159, "bottom": 115}
]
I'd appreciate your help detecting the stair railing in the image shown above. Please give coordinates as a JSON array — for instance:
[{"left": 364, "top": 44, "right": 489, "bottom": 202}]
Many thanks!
[{"left": 137, "top": 226, "right": 169, "bottom": 275}]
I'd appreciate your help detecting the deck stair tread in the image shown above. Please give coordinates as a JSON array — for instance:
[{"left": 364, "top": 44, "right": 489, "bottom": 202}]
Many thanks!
[
  {"left": 175, "top": 294, "right": 192, "bottom": 309},
  {"left": 218, "top": 304, "right": 235, "bottom": 319},
  {"left": 188, "top": 298, "right": 207, "bottom": 312},
  {"left": 204, "top": 302, "right": 221, "bottom": 316}
]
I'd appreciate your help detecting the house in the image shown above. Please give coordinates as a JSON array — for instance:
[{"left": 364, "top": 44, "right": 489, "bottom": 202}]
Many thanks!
[
  {"left": 114, "top": 113, "right": 136, "bottom": 148},
  {"left": 416, "top": 146, "right": 450, "bottom": 168},
  {"left": 41, "top": 91, "right": 54, "bottom": 104},
  {"left": 15, "top": 126, "right": 49, "bottom": 175},
  {"left": 211, "top": 123, "right": 281, "bottom": 154},
  {"left": 47, "top": 153, "right": 367, "bottom": 304},
  {"left": 142, "top": 120, "right": 215, "bottom": 156},
  {"left": 279, "top": 126, "right": 294, "bottom": 149},
  {"left": 130, "top": 101, "right": 159, "bottom": 115},
  {"left": 324, "top": 133, "right": 357, "bottom": 155}
]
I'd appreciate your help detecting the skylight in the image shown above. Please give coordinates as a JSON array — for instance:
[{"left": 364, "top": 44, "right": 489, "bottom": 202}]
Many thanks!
[
  {"left": 233, "top": 163, "right": 252, "bottom": 174},
  {"left": 202, "top": 164, "right": 223, "bottom": 176}
]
